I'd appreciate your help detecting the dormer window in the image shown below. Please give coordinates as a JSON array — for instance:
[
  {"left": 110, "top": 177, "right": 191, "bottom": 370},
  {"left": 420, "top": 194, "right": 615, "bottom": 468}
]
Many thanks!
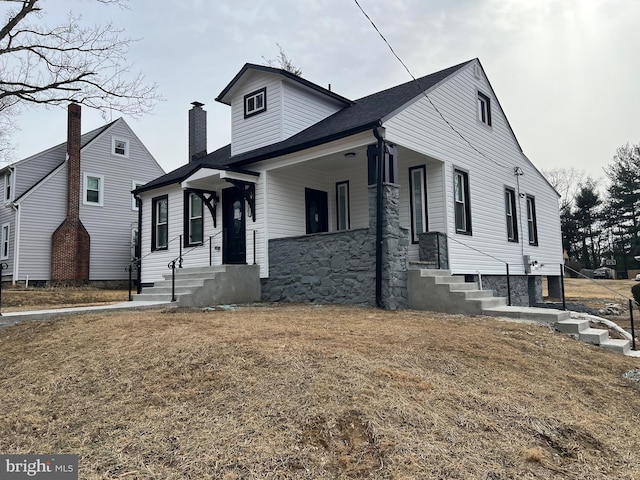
[{"left": 244, "top": 87, "right": 266, "bottom": 118}]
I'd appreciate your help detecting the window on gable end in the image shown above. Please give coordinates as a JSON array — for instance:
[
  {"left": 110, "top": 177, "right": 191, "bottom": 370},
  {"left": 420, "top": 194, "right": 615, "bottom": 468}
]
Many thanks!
[
  {"left": 112, "top": 136, "right": 130, "bottom": 158},
  {"left": 83, "top": 173, "right": 104, "bottom": 206},
  {"left": 244, "top": 87, "right": 267, "bottom": 118},
  {"left": 477, "top": 91, "right": 492, "bottom": 127},
  {"left": 505, "top": 187, "right": 518, "bottom": 242},
  {"left": 4, "top": 170, "right": 12, "bottom": 202}
]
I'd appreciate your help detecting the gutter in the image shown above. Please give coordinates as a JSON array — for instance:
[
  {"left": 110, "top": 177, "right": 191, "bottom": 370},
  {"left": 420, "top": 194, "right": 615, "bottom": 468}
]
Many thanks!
[{"left": 373, "top": 125, "right": 385, "bottom": 309}]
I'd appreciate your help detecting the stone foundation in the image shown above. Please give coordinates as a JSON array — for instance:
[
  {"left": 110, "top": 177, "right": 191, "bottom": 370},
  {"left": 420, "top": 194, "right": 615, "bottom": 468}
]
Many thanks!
[{"left": 476, "top": 274, "right": 542, "bottom": 307}]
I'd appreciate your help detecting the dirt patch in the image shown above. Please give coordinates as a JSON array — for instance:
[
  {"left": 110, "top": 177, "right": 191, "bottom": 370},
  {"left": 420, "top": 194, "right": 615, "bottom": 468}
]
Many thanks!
[{"left": 0, "top": 304, "right": 639, "bottom": 479}]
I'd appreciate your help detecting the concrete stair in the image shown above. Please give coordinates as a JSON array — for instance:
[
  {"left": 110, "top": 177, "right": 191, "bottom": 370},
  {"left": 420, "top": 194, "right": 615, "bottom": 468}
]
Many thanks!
[
  {"left": 133, "top": 265, "right": 261, "bottom": 307},
  {"left": 555, "top": 318, "right": 631, "bottom": 355}
]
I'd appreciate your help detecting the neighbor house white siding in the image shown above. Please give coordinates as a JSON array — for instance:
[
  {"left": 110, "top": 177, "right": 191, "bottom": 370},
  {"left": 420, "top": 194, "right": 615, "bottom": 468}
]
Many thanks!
[{"left": 384, "top": 60, "right": 562, "bottom": 275}]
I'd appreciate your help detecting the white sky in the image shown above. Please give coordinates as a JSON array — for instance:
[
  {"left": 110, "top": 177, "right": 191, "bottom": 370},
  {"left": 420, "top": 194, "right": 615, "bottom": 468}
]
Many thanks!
[{"left": 9, "top": 0, "right": 640, "bottom": 184}]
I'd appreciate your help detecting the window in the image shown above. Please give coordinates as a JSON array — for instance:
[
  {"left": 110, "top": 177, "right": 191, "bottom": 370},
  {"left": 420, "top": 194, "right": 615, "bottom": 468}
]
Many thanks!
[
  {"left": 505, "top": 187, "right": 518, "bottom": 242},
  {"left": 152, "top": 195, "right": 168, "bottom": 250},
  {"left": 131, "top": 181, "right": 144, "bottom": 211},
  {"left": 477, "top": 91, "right": 492, "bottom": 127},
  {"left": 244, "top": 87, "right": 267, "bottom": 118},
  {"left": 4, "top": 170, "right": 12, "bottom": 202},
  {"left": 527, "top": 195, "right": 538, "bottom": 246},
  {"left": 184, "top": 191, "right": 204, "bottom": 246},
  {"left": 409, "top": 165, "right": 428, "bottom": 243},
  {"left": 1, "top": 223, "right": 9, "bottom": 259},
  {"left": 83, "top": 174, "right": 104, "bottom": 206},
  {"left": 336, "top": 181, "right": 350, "bottom": 231},
  {"left": 112, "top": 136, "right": 130, "bottom": 157},
  {"left": 454, "top": 169, "right": 471, "bottom": 234}
]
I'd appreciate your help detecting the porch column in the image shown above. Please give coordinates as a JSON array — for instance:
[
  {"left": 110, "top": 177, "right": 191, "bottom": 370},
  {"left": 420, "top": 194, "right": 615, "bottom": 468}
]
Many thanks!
[{"left": 368, "top": 183, "right": 409, "bottom": 309}]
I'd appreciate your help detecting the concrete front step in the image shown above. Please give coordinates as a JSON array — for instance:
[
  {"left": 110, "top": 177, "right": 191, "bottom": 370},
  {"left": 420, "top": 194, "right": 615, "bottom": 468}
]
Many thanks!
[
  {"left": 579, "top": 327, "right": 609, "bottom": 345},
  {"left": 483, "top": 305, "right": 571, "bottom": 323},
  {"left": 555, "top": 318, "right": 589, "bottom": 334},
  {"left": 600, "top": 338, "right": 631, "bottom": 355}
]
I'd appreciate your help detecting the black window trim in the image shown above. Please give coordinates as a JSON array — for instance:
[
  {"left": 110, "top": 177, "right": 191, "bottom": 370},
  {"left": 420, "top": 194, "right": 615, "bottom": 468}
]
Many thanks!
[
  {"left": 244, "top": 87, "right": 267, "bottom": 118},
  {"left": 505, "top": 186, "right": 519, "bottom": 243},
  {"left": 409, "top": 165, "right": 428, "bottom": 244},
  {"left": 453, "top": 167, "right": 472, "bottom": 235},
  {"left": 335, "top": 180, "right": 350, "bottom": 231},
  {"left": 477, "top": 90, "right": 492, "bottom": 127},
  {"left": 183, "top": 190, "right": 204, "bottom": 247},
  {"left": 527, "top": 194, "right": 539, "bottom": 246},
  {"left": 151, "top": 194, "right": 168, "bottom": 251}
]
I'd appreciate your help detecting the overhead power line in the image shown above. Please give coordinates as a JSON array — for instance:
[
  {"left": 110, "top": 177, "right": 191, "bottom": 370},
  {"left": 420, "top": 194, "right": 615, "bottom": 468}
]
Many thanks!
[{"left": 352, "top": 0, "right": 506, "bottom": 170}]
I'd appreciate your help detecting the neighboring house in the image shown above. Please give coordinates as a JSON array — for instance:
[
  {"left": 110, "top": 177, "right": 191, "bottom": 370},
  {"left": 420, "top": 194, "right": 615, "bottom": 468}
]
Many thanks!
[
  {"left": 0, "top": 104, "right": 165, "bottom": 284},
  {"left": 134, "top": 59, "right": 563, "bottom": 308}
]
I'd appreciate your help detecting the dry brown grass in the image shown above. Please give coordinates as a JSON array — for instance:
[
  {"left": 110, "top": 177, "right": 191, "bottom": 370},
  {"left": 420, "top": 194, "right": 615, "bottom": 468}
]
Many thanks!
[
  {"left": 0, "top": 287, "right": 128, "bottom": 312},
  {"left": 1, "top": 304, "right": 639, "bottom": 479}
]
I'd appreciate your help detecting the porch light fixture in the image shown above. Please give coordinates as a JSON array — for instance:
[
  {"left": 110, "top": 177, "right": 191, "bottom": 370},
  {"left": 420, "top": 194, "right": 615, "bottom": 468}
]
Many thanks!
[{"left": 344, "top": 152, "right": 356, "bottom": 158}]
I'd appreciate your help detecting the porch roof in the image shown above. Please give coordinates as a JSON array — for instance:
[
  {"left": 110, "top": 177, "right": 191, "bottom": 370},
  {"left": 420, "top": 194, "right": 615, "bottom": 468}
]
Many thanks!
[{"left": 136, "top": 59, "right": 474, "bottom": 195}]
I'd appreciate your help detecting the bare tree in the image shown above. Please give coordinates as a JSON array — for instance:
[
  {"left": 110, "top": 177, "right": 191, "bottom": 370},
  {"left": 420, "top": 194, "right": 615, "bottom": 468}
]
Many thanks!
[
  {"left": 541, "top": 167, "right": 586, "bottom": 214},
  {"left": 0, "top": 0, "right": 159, "bottom": 118},
  {"left": 262, "top": 43, "right": 302, "bottom": 76}
]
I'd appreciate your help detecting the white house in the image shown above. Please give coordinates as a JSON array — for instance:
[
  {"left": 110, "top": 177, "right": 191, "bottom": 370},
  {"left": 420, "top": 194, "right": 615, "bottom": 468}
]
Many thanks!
[
  {"left": 134, "top": 59, "right": 563, "bottom": 308},
  {"left": 0, "top": 104, "right": 165, "bottom": 284}
]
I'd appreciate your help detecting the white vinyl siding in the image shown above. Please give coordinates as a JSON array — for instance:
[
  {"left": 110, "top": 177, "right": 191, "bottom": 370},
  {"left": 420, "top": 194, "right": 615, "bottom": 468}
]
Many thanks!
[
  {"left": 383, "top": 60, "right": 562, "bottom": 275},
  {"left": 230, "top": 72, "right": 344, "bottom": 156}
]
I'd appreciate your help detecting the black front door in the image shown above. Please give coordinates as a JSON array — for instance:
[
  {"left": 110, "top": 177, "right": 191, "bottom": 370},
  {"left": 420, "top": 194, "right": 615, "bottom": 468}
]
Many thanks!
[
  {"left": 305, "top": 188, "right": 328, "bottom": 234},
  {"left": 222, "top": 186, "right": 246, "bottom": 264}
]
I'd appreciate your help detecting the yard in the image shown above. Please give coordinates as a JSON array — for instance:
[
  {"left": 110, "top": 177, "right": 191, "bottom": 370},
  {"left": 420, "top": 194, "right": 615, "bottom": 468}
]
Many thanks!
[{"left": 1, "top": 302, "right": 639, "bottom": 479}]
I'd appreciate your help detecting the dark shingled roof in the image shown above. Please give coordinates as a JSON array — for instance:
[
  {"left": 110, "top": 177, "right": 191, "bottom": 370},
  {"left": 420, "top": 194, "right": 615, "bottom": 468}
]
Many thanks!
[{"left": 136, "top": 60, "right": 474, "bottom": 194}]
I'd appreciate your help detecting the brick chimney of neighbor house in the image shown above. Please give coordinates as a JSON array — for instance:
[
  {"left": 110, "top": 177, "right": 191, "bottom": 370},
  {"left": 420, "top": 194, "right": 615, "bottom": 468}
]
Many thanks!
[
  {"left": 189, "top": 101, "right": 207, "bottom": 162},
  {"left": 51, "top": 103, "right": 91, "bottom": 283}
]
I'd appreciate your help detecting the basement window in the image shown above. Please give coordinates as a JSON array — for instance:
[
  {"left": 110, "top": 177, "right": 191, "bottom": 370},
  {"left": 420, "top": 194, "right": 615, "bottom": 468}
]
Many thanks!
[{"left": 244, "top": 87, "right": 267, "bottom": 118}]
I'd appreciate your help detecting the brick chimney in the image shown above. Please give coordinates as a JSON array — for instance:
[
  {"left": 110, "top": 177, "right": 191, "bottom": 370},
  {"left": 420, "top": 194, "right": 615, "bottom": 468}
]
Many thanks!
[
  {"left": 189, "top": 101, "right": 207, "bottom": 162},
  {"left": 51, "top": 103, "right": 91, "bottom": 283}
]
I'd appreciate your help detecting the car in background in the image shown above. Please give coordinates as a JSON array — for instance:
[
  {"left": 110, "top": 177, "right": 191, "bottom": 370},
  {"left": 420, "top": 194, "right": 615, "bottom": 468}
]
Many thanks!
[
  {"left": 635, "top": 274, "right": 640, "bottom": 282},
  {"left": 593, "top": 267, "right": 612, "bottom": 279}
]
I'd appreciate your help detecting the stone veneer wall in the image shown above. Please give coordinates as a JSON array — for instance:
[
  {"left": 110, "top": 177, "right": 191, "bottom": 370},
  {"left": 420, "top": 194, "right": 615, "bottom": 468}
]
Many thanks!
[
  {"left": 478, "top": 274, "right": 542, "bottom": 307},
  {"left": 418, "top": 232, "right": 449, "bottom": 269},
  {"left": 261, "top": 183, "right": 409, "bottom": 308}
]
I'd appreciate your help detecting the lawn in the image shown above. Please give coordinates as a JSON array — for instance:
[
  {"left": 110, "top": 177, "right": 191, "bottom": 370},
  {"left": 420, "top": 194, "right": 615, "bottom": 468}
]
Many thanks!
[{"left": 1, "top": 304, "right": 639, "bottom": 479}]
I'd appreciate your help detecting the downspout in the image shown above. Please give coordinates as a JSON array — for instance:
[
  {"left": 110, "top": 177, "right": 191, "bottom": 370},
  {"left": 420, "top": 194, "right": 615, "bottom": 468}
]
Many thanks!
[
  {"left": 373, "top": 125, "right": 385, "bottom": 308},
  {"left": 11, "top": 202, "right": 19, "bottom": 285},
  {"left": 136, "top": 195, "right": 142, "bottom": 293}
]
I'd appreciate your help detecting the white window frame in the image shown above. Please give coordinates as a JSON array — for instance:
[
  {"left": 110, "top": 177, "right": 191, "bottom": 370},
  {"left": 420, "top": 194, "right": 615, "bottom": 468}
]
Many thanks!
[
  {"left": 477, "top": 91, "right": 492, "bottom": 127},
  {"left": 409, "top": 165, "right": 428, "bottom": 243},
  {"left": 244, "top": 87, "right": 267, "bottom": 118},
  {"left": 112, "top": 136, "right": 130, "bottom": 158},
  {"left": 335, "top": 181, "right": 350, "bottom": 231},
  {"left": 131, "top": 181, "right": 144, "bottom": 211},
  {"left": 1, "top": 223, "right": 9, "bottom": 259},
  {"left": 83, "top": 173, "right": 104, "bottom": 206},
  {"left": 4, "top": 169, "right": 13, "bottom": 202}
]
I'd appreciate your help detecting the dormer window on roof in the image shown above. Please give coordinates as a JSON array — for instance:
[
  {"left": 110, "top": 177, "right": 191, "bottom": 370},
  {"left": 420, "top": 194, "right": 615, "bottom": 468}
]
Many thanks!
[{"left": 244, "top": 87, "right": 266, "bottom": 118}]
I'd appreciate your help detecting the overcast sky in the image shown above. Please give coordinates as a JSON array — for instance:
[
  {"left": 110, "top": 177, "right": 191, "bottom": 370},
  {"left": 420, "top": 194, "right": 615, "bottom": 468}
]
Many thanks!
[{"left": 9, "top": 0, "right": 640, "bottom": 184}]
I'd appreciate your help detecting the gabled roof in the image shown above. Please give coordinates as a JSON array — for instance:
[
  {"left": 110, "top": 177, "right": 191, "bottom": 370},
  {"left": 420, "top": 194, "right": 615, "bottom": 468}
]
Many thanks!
[
  {"left": 136, "top": 59, "right": 474, "bottom": 194},
  {"left": 8, "top": 119, "right": 120, "bottom": 202},
  {"left": 215, "top": 63, "right": 353, "bottom": 107}
]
